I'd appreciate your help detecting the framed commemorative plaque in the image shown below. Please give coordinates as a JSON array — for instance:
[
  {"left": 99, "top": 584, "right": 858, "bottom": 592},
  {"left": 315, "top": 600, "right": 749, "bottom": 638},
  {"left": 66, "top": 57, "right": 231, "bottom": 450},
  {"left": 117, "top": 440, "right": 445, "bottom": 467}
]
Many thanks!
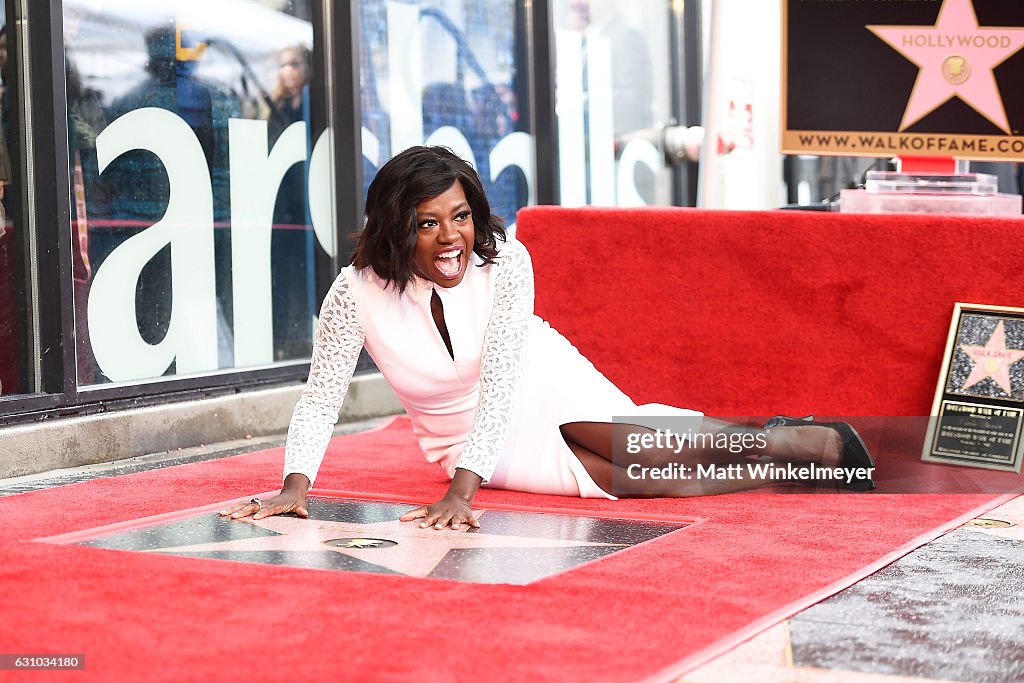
[{"left": 924, "top": 303, "right": 1024, "bottom": 472}]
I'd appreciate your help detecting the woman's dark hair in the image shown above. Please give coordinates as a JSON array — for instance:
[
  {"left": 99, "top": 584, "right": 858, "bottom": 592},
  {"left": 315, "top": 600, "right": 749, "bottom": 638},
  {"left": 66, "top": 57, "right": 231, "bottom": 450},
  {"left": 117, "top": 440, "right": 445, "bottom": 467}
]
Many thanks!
[{"left": 352, "top": 145, "right": 506, "bottom": 293}]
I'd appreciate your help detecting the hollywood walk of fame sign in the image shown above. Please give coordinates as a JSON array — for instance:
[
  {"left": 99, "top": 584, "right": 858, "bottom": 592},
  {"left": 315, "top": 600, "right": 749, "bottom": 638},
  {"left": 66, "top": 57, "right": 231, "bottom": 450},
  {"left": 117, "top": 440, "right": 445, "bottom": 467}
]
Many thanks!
[
  {"left": 783, "top": 0, "right": 1024, "bottom": 160},
  {"left": 924, "top": 304, "right": 1024, "bottom": 473},
  {"left": 41, "top": 498, "right": 694, "bottom": 585}
]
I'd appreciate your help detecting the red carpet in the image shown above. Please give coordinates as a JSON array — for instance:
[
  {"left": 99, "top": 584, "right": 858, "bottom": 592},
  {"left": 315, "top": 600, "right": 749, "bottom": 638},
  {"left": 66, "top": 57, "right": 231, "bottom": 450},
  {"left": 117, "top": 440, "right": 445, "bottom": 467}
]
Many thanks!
[
  {"left": 0, "top": 417, "right": 1014, "bottom": 682},
  {"left": 6, "top": 207, "right": 1023, "bottom": 680},
  {"left": 516, "top": 206, "right": 1024, "bottom": 418}
]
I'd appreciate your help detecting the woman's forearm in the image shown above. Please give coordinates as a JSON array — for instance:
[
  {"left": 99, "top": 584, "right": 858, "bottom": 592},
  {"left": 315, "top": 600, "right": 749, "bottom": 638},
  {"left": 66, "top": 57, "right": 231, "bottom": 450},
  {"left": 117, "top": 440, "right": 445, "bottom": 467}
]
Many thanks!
[
  {"left": 447, "top": 468, "right": 483, "bottom": 502},
  {"left": 282, "top": 472, "right": 311, "bottom": 495}
]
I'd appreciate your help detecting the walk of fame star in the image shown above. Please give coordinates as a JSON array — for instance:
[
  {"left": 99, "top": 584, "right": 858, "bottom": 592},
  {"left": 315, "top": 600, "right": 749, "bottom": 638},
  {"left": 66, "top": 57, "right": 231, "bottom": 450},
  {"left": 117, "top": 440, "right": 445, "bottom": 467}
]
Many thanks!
[
  {"left": 958, "top": 320, "right": 1024, "bottom": 397},
  {"left": 144, "top": 512, "right": 627, "bottom": 579},
  {"left": 56, "top": 499, "right": 693, "bottom": 584},
  {"left": 867, "top": 0, "right": 1024, "bottom": 133}
]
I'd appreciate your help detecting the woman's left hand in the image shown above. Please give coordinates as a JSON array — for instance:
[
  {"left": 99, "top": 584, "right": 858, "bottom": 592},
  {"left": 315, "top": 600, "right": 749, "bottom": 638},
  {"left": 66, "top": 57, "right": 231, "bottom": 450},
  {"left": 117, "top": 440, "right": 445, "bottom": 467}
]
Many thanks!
[{"left": 400, "top": 495, "right": 480, "bottom": 532}]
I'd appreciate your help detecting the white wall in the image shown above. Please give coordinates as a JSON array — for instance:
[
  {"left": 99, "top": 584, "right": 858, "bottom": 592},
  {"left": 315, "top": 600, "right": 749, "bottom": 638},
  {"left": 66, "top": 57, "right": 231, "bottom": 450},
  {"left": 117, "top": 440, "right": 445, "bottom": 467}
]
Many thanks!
[{"left": 699, "top": 0, "right": 783, "bottom": 209}]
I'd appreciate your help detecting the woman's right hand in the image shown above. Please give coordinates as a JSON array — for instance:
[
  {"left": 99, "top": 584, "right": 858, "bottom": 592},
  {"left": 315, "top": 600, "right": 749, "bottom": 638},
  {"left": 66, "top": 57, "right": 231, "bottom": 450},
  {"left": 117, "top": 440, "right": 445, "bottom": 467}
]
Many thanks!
[{"left": 218, "top": 489, "right": 309, "bottom": 521}]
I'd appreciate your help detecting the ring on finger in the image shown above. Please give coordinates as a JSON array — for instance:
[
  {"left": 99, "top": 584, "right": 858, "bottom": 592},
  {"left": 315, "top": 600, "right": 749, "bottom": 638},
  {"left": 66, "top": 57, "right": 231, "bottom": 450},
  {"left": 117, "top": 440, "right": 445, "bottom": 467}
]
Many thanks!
[{"left": 250, "top": 497, "right": 263, "bottom": 513}]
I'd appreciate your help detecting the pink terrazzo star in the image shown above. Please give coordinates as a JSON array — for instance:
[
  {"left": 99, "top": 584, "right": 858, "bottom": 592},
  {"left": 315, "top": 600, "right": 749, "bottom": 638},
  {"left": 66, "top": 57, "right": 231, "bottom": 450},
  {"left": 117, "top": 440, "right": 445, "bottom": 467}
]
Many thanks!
[
  {"left": 959, "top": 320, "right": 1024, "bottom": 396},
  {"left": 147, "top": 512, "right": 625, "bottom": 577},
  {"left": 867, "top": 0, "right": 1024, "bottom": 133}
]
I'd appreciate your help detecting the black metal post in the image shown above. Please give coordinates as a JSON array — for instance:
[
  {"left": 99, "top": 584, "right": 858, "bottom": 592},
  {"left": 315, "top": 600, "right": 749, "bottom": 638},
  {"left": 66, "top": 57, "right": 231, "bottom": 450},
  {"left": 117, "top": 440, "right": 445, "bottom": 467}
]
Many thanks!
[{"left": 527, "top": 0, "right": 559, "bottom": 205}]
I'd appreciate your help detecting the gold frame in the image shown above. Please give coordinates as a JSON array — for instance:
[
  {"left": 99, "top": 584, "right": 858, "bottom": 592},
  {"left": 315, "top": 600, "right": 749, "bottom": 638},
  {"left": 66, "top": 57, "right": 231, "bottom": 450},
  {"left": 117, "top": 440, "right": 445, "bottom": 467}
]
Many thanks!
[{"left": 923, "top": 303, "right": 1024, "bottom": 473}]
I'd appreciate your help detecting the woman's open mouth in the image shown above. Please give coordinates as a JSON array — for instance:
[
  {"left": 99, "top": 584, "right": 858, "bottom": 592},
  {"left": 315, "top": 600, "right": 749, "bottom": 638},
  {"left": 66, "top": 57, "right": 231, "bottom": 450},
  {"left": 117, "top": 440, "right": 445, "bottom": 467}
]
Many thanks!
[{"left": 434, "top": 248, "right": 464, "bottom": 280}]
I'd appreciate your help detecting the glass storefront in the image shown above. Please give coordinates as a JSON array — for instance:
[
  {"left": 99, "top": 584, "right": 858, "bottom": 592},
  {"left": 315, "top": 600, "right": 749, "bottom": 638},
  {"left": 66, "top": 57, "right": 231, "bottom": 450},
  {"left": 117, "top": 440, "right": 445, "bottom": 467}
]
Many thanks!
[
  {"left": 62, "top": 0, "right": 331, "bottom": 386},
  {"left": 554, "top": 0, "right": 675, "bottom": 206},
  {"left": 358, "top": 0, "right": 533, "bottom": 227},
  {"left": 0, "top": 0, "right": 714, "bottom": 422},
  {"left": 1, "top": 0, "right": 546, "bottom": 416}
]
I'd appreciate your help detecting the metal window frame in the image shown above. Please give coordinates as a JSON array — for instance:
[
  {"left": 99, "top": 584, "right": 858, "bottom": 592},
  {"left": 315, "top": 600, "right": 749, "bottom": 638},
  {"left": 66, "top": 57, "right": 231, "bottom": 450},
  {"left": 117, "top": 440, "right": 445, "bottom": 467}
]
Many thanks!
[
  {"left": 526, "top": 0, "right": 559, "bottom": 205},
  {"left": 665, "top": 0, "right": 704, "bottom": 208},
  {"left": 0, "top": 0, "right": 71, "bottom": 419},
  {"left": 679, "top": 0, "right": 703, "bottom": 207},
  {"left": 330, "top": 0, "right": 363, "bottom": 261},
  {"left": 669, "top": 0, "right": 703, "bottom": 207}
]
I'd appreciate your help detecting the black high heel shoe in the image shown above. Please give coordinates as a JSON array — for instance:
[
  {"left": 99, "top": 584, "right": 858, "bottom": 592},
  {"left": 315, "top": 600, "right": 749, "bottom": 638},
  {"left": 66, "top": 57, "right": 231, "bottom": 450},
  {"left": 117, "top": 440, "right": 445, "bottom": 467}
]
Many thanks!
[{"left": 763, "top": 416, "right": 876, "bottom": 491}]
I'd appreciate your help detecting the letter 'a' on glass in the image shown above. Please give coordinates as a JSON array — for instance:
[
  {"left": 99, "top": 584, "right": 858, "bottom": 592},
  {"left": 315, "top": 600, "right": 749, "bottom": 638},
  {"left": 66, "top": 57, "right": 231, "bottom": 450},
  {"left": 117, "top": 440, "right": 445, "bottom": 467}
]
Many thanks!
[{"left": 62, "top": 1, "right": 332, "bottom": 386}]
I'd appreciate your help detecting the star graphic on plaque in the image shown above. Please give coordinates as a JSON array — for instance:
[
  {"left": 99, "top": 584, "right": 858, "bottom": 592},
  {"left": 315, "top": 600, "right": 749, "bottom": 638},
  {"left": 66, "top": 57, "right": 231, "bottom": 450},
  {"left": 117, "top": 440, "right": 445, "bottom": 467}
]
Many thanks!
[
  {"left": 867, "top": 0, "right": 1024, "bottom": 132},
  {"left": 954, "top": 319, "right": 1024, "bottom": 399},
  {"left": 62, "top": 499, "right": 691, "bottom": 584}
]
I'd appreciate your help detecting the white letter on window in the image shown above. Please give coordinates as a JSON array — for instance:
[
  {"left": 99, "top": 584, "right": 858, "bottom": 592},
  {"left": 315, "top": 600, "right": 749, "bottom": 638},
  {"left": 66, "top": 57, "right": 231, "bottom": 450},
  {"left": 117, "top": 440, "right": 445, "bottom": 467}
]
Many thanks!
[
  {"left": 229, "top": 118, "right": 308, "bottom": 366},
  {"left": 89, "top": 108, "right": 217, "bottom": 381}
]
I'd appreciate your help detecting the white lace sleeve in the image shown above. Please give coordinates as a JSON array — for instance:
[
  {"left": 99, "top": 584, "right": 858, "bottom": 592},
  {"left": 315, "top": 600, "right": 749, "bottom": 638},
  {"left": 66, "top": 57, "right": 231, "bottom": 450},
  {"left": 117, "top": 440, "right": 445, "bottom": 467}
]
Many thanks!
[
  {"left": 283, "top": 271, "right": 365, "bottom": 488},
  {"left": 455, "top": 239, "right": 533, "bottom": 483}
]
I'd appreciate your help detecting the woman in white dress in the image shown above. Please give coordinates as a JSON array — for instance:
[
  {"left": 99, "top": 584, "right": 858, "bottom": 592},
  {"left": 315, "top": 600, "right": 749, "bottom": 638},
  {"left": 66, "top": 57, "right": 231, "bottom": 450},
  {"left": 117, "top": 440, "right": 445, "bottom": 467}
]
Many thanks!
[{"left": 221, "top": 146, "right": 874, "bottom": 530}]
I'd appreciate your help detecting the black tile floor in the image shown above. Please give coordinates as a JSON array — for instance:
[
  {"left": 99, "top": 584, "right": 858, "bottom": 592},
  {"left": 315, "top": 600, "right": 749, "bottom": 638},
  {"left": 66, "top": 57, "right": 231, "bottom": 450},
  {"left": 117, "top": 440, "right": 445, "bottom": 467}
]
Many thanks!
[
  {"left": 682, "top": 498, "right": 1024, "bottom": 683},
  {"left": 789, "top": 527, "right": 1024, "bottom": 683}
]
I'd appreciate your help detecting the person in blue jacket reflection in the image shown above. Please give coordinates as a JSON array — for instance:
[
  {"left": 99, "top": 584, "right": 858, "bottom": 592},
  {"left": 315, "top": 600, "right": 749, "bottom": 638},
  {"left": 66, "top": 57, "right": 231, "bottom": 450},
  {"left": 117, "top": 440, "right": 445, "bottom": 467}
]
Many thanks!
[
  {"left": 268, "top": 43, "right": 315, "bottom": 361},
  {"left": 96, "top": 25, "right": 241, "bottom": 373}
]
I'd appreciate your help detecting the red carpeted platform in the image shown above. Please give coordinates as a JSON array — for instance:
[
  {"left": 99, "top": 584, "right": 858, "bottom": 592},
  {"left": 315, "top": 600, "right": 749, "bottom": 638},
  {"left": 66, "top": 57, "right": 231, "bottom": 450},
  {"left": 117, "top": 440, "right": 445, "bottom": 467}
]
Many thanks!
[
  {"left": 517, "top": 206, "right": 1024, "bottom": 418},
  {"left": 1, "top": 417, "right": 1015, "bottom": 682},
  {"left": 4, "top": 206, "right": 1022, "bottom": 681}
]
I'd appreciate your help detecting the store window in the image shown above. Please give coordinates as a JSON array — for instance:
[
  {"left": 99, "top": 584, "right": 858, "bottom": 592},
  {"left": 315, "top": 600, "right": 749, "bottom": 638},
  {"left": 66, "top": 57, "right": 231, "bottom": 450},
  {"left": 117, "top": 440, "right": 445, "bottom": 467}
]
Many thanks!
[
  {"left": 358, "top": 0, "right": 534, "bottom": 227},
  {"left": 554, "top": 0, "right": 674, "bottom": 206},
  {"left": 0, "top": 0, "right": 30, "bottom": 398},
  {"left": 63, "top": 1, "right": 333, "bottom": 386}
]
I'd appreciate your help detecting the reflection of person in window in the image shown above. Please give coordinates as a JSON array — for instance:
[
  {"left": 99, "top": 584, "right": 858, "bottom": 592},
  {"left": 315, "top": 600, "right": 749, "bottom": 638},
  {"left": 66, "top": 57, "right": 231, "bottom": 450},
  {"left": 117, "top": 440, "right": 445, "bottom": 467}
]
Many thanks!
[
  {"left": 99, "top": 26, "right": 241, "bottom": 371},
  {"left": 417, "top": 8, "right": 523, "bottom": 226},
  {"left": 0, "top": 25, "right": 11, "bottom": 219},
  {"left": 0, "top": 24, "right": 14, "bottom": 395},
  {"left": 268, "top": 43, "right": 315, "bottom": 360},
  {"left": 64, "top": 16, "right": 108, "bottom": 385},
  {"left": 270, "top": 44, "right": 309, "bottom": 125},
  {"left": 107, "top": 27, "right": 240, "bottom": 222},
  {"left": 0, "top": 24, "right": 20, "bottom": 227}
]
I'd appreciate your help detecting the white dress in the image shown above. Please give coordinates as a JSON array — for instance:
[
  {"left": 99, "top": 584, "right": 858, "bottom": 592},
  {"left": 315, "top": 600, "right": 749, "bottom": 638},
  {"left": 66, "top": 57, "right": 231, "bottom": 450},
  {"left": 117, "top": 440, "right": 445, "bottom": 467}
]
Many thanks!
[{"left": 282, "top": 238, "right": 702, "bottom": 499}]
